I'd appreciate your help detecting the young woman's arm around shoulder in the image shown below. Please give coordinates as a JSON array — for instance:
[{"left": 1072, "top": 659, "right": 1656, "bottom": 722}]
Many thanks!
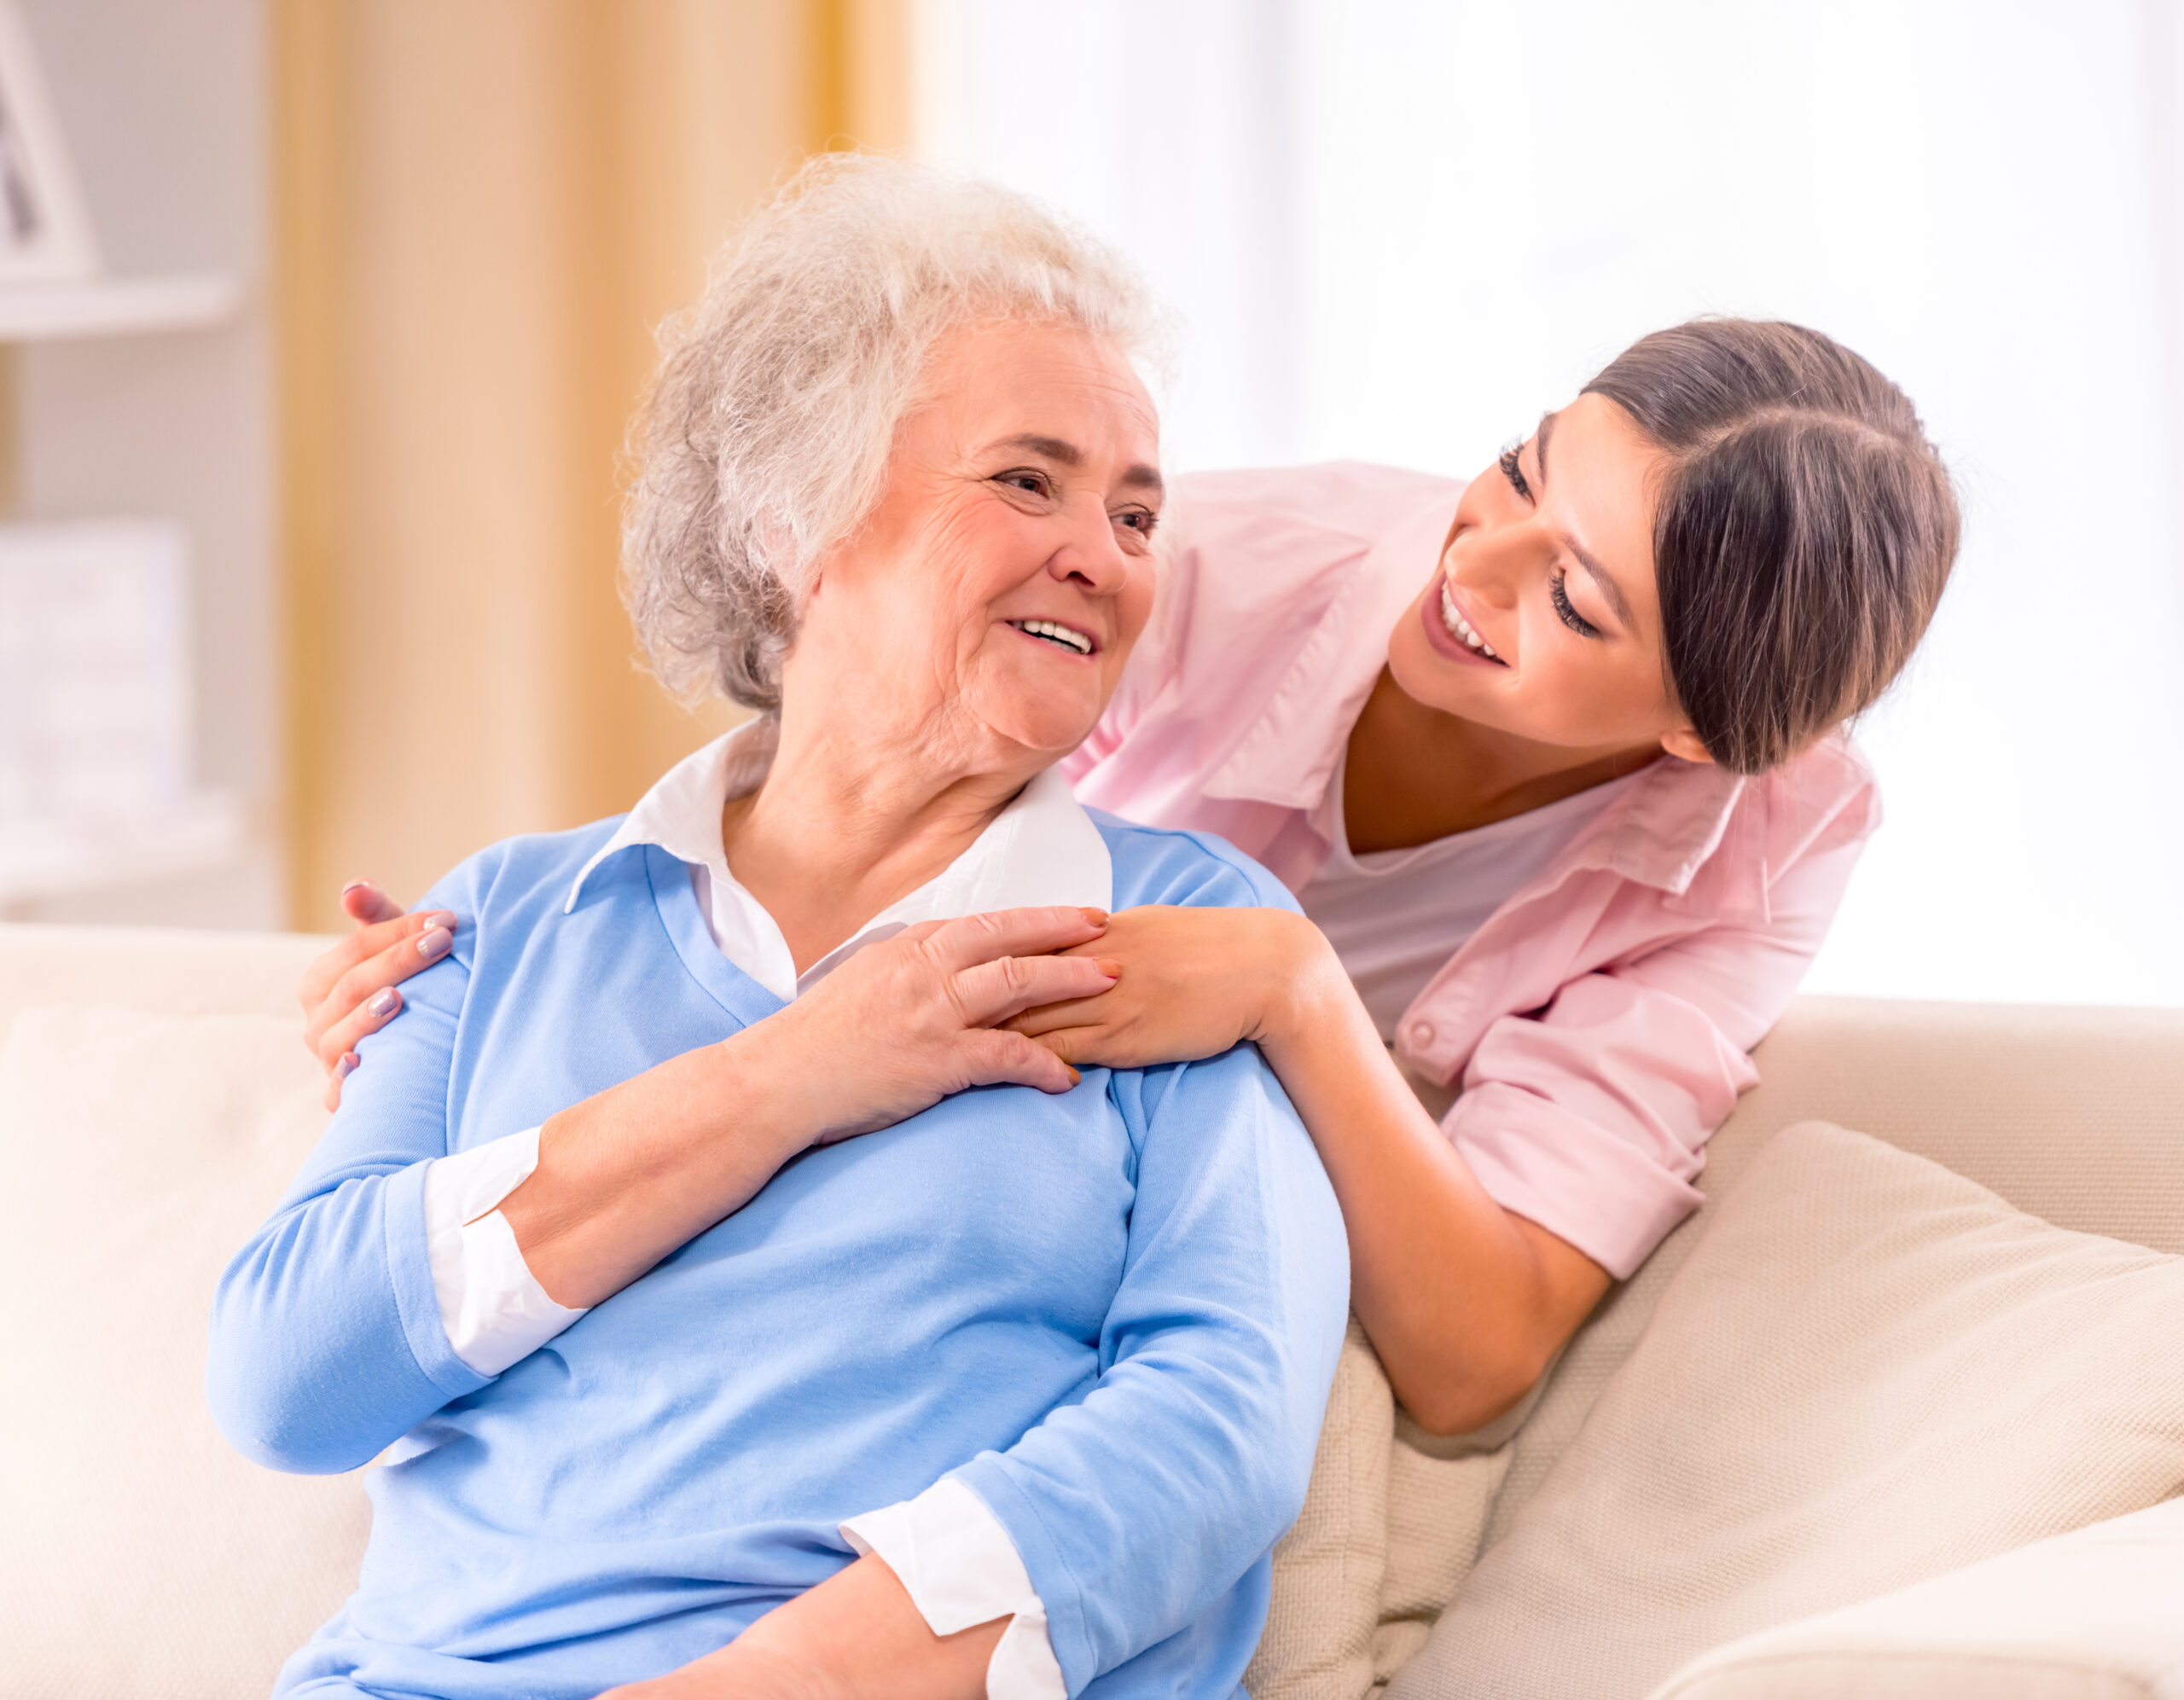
[{"left": 1012, "top": 899, "right": 1602, "bottom": 1434}]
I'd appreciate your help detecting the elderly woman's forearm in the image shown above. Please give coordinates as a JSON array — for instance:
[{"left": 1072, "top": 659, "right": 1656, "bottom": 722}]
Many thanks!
[
  {"left": 500, "top": 1025, "right": 820, "bottom": 1310},
  {"left": 609, "top": 1557, "right": 1002, "bottom": 1700},
  {"left": 502, "top": 908, "right": 1116, "bottom": 1310}
]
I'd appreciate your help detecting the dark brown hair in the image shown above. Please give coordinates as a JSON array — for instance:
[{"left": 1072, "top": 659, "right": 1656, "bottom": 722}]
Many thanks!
[{"left": 1583, "top": 319, "right": 1959, "bottom": 775}]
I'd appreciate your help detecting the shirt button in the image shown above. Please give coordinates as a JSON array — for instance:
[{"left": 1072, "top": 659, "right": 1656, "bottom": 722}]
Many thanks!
[{"left": 1408, "top": 1020, "right": 1436, "bottom": 1047}]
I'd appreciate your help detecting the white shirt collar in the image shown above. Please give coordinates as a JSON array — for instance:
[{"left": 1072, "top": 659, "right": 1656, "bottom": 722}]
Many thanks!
[{"left": 566, "top": 719, "right": 1113, "bottom": 1001}]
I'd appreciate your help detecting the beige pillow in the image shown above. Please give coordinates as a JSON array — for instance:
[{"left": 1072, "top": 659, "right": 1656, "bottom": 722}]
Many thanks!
[
  {"left": 1246, "top": 1321, "right": 1521, "bottom": 1700},
  {"left": 1652, "top": 1496, "right": 2184, "bottom": 1700},
  {"left": 1390, "top": 1121, "right": 2184, "bottom": 1700},
  {"left": 0, "top": 1006, "right": 371, "bottom": 1700}
]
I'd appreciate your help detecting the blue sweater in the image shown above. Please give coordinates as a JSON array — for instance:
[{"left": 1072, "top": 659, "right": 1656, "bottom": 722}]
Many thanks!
[{"left": 208, "top": 810, "right": 1349, "bottom": 1700}]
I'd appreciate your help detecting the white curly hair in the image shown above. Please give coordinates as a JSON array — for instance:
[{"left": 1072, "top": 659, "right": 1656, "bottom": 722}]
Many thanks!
[{"left": 621, "top": 153, "right": 1166, "bottom": 712}]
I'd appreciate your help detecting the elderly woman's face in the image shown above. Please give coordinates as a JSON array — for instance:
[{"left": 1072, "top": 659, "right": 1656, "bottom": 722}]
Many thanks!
[{"left": 787, "top": 321, "right": 1162, "bottom": 765}]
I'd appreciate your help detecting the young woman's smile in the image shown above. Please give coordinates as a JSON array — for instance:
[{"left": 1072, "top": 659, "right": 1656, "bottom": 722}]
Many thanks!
[
  {"left": 1385, "top": 391, "right": 1710, "bottom": 763},
  {"left": 1421, "top": 577, "right": 1504, "bottom": 666}
]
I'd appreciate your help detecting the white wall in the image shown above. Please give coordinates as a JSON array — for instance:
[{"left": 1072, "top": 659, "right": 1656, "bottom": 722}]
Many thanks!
[
  {"left": 915, "top": 0, "right": 1308, "bottom": 468},
  {"left": 916, "top": 0, "right": 2184, "bottom": 1007}
]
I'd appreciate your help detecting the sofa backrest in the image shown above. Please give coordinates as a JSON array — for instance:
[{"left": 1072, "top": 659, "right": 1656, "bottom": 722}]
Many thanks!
[
  {"left": 0, "top": 925, "right": 351, "bottom": 1700},
  {"left": 1482, "top": 993, "right": 2184, "bottom": 1551},
  {"left": 0, "top": 922, "right": 334, "bottom": 1039}
]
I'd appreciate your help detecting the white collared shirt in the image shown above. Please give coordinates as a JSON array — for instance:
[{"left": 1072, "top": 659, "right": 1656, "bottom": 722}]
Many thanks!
[{"left": 419, "top": 721, "right": 1107, "bottom": 1700}]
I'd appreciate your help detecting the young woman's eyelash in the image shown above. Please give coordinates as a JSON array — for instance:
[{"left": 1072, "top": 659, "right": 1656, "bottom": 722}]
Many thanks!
[
  {"left": 1498, "top": 443, "right": 1533, "bottom": 502},
  {"left": 1549, "top": 568, "right": 1602, "bottom": 639}
]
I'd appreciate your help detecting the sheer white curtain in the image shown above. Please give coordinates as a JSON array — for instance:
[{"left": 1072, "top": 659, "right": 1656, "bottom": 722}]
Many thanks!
[{"left": 914, "top": 0, "right": 2184, "bottom": 1007}]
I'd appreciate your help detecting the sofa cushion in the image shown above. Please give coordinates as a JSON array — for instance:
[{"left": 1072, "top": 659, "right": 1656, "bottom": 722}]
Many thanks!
[
  {"left": 1388, "top": 1121, "right": 2184, "bottom": 1700},
  {"left": 1245, "top": 1320, "right": 1392, "bottom": 1700},
  {"left": 1647, "top": 1496, "right": 2184, "bottom": 1700},
  {"left": 0, "top": 1004, "right": 368, "bottom": 1700},
  {"left": 1244, "top": 1321, "right": 1521, "bottom": 1700},
  {"left": 1484, "top": 997, "right": 2184, "bottom": 1556}
]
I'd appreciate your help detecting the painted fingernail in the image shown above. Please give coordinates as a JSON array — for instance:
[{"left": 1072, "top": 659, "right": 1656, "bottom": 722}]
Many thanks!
[
  {"left": 1095, "top": 959, "right": 1123, "bottom": 978},
  {"left": 341, "top": 879, "right": 374, "bottom": 897},
  {"left": 416, "top": 910, "right": 456, "bottom": 930},
  {"left": 1077, "top": 908, "right": 1108, "bottom": 925},
  {"left": 334, "top": 1053, "right": 357, "bottom": 1082},
  {"left": 366, "top": 988, "right": 400, "bottom": 1018},
  {"left": 1066, "top": 1065, "right": 1082, "bottom": 1087},
  {"left": 415, "top": 925, "right": 451, "bottom": 960}
]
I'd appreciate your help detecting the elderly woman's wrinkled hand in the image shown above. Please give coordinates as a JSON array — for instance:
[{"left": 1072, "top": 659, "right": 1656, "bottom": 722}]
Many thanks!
[{"left": 765, "top": 904, "right": 1122, "bottom": 1142}]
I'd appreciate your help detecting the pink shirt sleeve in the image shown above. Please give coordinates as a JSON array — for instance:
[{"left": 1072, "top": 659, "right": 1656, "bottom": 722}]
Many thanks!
[{"left": 1444, "top": 829, "right": 1867, "bottom": 1280}]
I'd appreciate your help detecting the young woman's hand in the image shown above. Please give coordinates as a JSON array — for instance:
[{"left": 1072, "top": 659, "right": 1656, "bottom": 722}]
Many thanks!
[
  {"left": 299, "top": 880, "right": 451, "bottom": 1109},
  {"left": 1002, "top": 904, "right": 1345, "bottom": 1073}
]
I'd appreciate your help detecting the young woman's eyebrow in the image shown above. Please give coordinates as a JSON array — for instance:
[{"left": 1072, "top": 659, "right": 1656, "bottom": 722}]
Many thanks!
[
  {"left": 1565, "top": 537, "right": 1635, "bottom": 630},
  {"left": 1534, "top": 411, "right": 1558, "bottom": 484}
]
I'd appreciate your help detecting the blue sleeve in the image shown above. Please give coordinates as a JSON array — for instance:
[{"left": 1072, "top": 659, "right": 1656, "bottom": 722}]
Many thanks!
[
  {"left": 952, "top": 844, "right": 1348, "bottom": 1692},
  {"left": 956, "top": 1048, "right": 1346, "bottom": 1691},
  {"left": 1090, "top": 813, "right": 1305, "bottom": 919},
  {"left": 205, "top": 857, "right": 497, "bottom": 1474}
]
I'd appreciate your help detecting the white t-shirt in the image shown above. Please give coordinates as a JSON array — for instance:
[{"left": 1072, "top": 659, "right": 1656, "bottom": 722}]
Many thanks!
[{"left": 1299, "top": 752, "right": 1643, "bottom": 1043}]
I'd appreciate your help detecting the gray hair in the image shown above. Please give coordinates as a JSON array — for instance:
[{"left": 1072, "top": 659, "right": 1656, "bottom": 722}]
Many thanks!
[{"left": 622, "top": 154, "right": 1165, "bottom": 711}]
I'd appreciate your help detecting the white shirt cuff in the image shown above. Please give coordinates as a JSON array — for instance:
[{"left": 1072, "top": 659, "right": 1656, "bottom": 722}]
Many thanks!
[
  {"left": 841, "top": 1477, "right": 1066, "bottom": 1700},
  {"left": 421, "top": 1126, "right": 588, "bottom": 1376}
]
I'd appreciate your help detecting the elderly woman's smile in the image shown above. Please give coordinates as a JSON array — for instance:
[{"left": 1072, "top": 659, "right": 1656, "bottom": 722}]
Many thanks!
[{"left": 782, "top": 318, "right": 1164, "bottom": 771}]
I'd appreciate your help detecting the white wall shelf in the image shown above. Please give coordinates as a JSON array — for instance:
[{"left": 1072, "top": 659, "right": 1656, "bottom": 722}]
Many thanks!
[{"left": 0, "top": 272, "right": 241, "bottom": 342}]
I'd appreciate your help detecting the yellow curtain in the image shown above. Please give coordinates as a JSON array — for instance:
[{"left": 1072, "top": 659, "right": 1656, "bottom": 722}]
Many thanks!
[{"left": 273, "top": 0, "right": 909, "bottom": 931}]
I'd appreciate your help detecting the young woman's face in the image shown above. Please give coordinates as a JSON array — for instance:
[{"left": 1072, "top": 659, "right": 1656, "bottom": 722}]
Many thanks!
[{"left": 1385, "top": 391, "right": 1710, "bottom": 763}]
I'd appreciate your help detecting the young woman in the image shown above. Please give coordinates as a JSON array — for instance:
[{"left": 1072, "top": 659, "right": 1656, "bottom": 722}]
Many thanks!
[{"left": 300, "top": 316, "right": 1958, "bottom": 1439}]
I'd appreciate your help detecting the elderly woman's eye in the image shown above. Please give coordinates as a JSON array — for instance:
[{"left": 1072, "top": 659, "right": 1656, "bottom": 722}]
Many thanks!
[
  {"left": 996, "top": 470, "right": 1051, "bottom": 497},
  {"left": 1114, "top": 507, "right": 1158, "bottom": 537}
]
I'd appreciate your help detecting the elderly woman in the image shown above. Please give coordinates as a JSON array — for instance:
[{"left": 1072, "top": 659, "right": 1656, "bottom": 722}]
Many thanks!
[{"left": 208, "top": 158, "right": 1348, "bottom": 1700}]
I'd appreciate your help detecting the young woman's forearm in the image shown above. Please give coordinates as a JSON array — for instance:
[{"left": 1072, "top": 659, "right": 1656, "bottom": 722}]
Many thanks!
[{"left": 1258, "top": 920, "right": 1611, "bottom": 1433}]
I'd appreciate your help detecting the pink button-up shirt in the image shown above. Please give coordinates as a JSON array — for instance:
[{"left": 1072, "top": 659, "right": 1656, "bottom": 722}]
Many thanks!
[{"left": 1062, "top": 462, "right": 1877, "bottom": 1280}]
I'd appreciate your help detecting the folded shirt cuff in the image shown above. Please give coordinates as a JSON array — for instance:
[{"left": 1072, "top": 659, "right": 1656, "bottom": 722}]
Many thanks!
[
  {"left": 842, "top": 1477, "right": 1066, "bottom": 1700},
  {"left": 421, "top": 1126, "right": 588, "bottom": 1376},
  {"left": 1447, "top": 1084, "right": 1705, "bottom": 1281}
]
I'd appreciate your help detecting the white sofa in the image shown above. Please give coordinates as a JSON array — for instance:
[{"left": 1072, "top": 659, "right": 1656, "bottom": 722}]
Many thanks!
[{"left": 2, "top": 922, "right": 2179, "bottom": 1700}]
